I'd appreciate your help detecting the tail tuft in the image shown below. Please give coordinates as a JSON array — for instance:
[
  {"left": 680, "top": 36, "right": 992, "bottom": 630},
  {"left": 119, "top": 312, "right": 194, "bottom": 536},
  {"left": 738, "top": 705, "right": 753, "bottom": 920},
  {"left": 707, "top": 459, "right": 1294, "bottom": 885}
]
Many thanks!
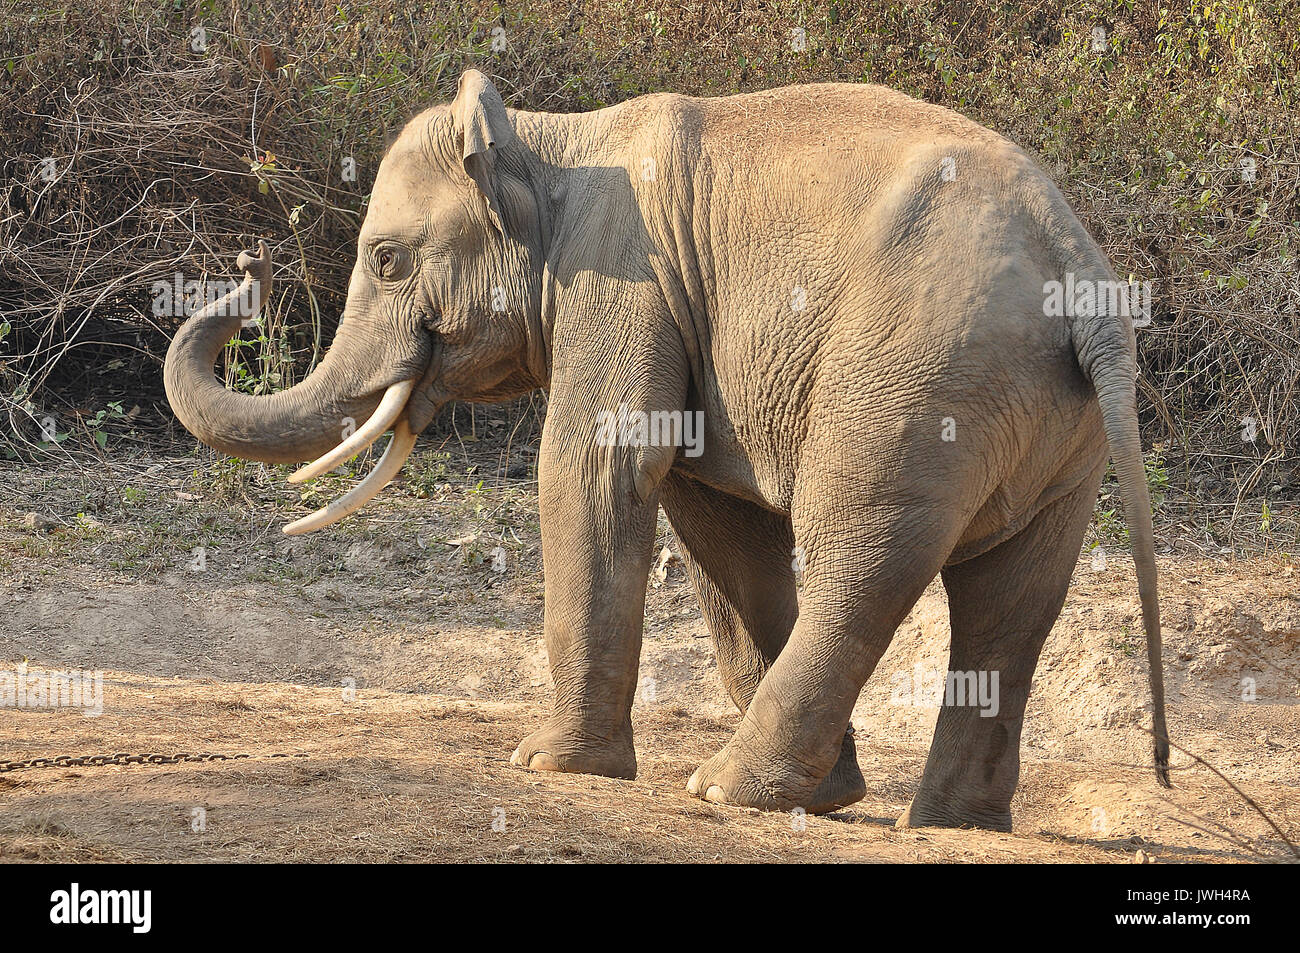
[{"left": 1155, "top": 743, "right": 1171, "bottom": 789}]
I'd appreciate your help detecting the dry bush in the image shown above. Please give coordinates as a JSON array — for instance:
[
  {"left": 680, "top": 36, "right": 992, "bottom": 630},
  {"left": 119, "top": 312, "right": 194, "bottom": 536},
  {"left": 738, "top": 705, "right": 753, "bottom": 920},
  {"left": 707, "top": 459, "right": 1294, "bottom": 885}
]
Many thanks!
[{"left": 1, "top": 0, "right": 1297, "bottom": 511}]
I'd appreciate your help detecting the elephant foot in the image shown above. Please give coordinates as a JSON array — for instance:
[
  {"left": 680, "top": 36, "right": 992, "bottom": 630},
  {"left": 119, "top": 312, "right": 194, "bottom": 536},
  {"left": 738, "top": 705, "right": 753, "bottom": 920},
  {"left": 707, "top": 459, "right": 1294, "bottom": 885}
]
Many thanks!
[
  {"left": 686, "top": 729, "right": 862, "bottom": 814},
  {"left": 805, "top": 728, "right": 866, "bottom": 815},
  {"left": 686, "top": 745, "right": 796, "bottom": 811},
  {"left": 895, "top": 797, "right": 1012, "bottom": 833},
  {"left": 510, "top": 719, "right": 637, "bottom": 780}
]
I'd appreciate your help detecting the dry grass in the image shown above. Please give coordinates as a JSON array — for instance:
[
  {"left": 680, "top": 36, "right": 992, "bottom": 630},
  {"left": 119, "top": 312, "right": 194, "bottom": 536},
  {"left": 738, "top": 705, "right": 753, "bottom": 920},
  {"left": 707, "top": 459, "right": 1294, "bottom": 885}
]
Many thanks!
[{"left": 2, "top": 670, "right": 1293, "bottom": 863}]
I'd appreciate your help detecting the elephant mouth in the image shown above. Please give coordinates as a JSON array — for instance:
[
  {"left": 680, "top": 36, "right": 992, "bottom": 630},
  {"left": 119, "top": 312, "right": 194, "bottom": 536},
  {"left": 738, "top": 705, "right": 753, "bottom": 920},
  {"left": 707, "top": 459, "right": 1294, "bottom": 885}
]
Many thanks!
[{"left": 280, "top": 377, "right": 420, "bottom": 536}]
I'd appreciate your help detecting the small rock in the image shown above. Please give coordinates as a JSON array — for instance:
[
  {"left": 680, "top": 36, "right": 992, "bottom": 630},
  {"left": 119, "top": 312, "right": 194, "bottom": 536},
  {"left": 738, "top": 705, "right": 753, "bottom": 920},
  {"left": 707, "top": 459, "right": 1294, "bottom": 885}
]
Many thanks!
[
  {"left": 1133, "top": 849, "right": 1150, "bottom": 864},
  {"left": 22, "top": 511, "right": 53, "bottom": 531}
]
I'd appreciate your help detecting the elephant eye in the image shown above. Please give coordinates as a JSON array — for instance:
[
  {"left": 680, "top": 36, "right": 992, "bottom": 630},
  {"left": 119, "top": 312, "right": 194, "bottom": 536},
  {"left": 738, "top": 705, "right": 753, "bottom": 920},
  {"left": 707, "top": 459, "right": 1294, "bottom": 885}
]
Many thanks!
[{"left": 372, "top": 244, "right": 412, "bottom": 281}]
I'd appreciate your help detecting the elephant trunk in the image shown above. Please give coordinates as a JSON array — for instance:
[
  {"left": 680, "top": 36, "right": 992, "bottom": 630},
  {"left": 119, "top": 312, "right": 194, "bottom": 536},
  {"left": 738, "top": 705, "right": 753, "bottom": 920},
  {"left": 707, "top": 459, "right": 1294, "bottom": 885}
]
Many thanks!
[
  {"left": 163, "top": 241, "right": 386, "bottom": 465},
  {"left": 164, "top": 242, "right": 429, "bottom": 537}
]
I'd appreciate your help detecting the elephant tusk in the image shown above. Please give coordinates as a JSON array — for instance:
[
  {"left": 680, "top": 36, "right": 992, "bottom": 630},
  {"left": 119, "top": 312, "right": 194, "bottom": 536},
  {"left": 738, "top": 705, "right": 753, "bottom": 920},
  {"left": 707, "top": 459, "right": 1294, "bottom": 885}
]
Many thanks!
[
  {"left": 287, "top": 379, "right": 416, "bottom": 484},
  {"left": 281, "top": 417, "right": 418, "bottom": 535}
]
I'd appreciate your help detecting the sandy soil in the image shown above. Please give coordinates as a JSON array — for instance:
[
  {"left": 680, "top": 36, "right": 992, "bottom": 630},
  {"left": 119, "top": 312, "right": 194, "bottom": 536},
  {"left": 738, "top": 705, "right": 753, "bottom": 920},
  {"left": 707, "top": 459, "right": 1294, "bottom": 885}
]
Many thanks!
[{"left": 1, "top": 450, "right": 1297, "bottom": 863}]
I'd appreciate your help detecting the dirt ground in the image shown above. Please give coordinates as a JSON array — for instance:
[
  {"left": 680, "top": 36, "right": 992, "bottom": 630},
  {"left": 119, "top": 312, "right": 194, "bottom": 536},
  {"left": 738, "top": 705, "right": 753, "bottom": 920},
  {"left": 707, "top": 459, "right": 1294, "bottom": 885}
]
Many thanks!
[{"left": 1, "top": 442, "right": 1297, "bottom": 863}]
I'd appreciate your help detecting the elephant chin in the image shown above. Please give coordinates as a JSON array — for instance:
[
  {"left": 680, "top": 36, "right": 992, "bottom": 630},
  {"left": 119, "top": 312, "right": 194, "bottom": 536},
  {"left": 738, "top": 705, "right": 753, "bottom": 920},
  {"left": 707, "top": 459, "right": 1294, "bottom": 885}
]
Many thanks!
[
  {"left": 404, "top": 342, "right": 445, "bottom": 435},
  {"left": 405, "top": 391, "right": 444, "bottom": 436}
]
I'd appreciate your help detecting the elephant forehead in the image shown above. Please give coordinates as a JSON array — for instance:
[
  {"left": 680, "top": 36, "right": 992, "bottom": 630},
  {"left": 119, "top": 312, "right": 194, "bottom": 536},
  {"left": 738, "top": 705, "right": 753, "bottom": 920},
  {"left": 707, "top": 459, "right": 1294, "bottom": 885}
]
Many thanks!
[
  {"left": 366, "top": 153, "right": 475, "bottom": 239},
  {"left": 367, "top": 162, "right": 435, "bottom": 223}
]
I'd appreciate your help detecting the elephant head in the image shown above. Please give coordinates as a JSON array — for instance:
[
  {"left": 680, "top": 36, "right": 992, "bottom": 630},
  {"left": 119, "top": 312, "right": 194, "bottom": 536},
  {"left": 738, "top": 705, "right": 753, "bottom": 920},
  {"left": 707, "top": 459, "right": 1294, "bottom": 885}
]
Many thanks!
[{"left": 164, "top": 70, "right": 548, "bottom": 534}]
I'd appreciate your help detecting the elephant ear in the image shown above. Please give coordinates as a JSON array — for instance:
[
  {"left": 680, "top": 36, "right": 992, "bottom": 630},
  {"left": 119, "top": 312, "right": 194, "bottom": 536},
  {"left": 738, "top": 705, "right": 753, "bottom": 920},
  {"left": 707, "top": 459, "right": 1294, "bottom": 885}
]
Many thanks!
[{"left": 452, "top": 69, "right": 516, "bottom": 235}]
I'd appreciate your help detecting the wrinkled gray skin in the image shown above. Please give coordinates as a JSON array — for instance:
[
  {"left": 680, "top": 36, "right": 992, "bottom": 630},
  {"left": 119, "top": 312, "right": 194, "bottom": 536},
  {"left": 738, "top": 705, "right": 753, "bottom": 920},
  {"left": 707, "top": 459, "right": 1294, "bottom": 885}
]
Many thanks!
[{"left": 165, "top": 70, "right": 1169, "bottom": 828}]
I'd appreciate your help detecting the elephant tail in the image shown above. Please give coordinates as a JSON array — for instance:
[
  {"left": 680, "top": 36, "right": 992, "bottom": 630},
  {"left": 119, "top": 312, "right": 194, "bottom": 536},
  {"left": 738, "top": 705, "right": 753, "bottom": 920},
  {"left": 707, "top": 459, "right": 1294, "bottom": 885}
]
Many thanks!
[{"left": 1066, "top": 258, "right": 1171, "bottom": 789}]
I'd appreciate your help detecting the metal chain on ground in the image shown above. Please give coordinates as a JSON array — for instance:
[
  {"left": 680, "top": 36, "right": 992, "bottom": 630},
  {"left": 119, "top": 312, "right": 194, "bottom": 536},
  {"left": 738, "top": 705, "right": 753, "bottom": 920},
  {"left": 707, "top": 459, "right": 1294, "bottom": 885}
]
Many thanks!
[{"left": 0, "top": 751, "right": 309, "bottom": 774}]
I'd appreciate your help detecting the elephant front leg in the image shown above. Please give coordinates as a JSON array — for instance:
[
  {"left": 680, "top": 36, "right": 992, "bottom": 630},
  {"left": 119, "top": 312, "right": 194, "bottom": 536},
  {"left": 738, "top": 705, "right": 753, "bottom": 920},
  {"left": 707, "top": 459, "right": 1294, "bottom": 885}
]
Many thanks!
[{"left": 509, "top": 429, "right": 667, "bottom": 781}]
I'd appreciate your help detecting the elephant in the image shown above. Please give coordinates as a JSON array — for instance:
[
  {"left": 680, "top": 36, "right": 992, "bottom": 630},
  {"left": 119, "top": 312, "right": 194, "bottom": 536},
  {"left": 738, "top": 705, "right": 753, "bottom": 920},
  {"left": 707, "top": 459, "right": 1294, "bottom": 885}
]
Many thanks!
[{"left": 164, "top": 69, "right": 1169, "bottom": 829}]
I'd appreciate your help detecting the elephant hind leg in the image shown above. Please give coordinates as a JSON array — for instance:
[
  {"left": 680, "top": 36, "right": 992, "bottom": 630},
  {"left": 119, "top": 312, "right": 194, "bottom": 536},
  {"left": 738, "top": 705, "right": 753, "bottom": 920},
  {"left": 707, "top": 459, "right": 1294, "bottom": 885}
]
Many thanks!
[
  {"left": 659, "top": 472, "right": 864, "bottom": 813},
  {"left": 658, "top": 472, "right": 796, "bottom": 712},
  {"left": 686, "top": 486, "right": 965, "bottom": 813},
  {"left": 898, "top": 464, "right": 1105, "bottom": 831}
]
